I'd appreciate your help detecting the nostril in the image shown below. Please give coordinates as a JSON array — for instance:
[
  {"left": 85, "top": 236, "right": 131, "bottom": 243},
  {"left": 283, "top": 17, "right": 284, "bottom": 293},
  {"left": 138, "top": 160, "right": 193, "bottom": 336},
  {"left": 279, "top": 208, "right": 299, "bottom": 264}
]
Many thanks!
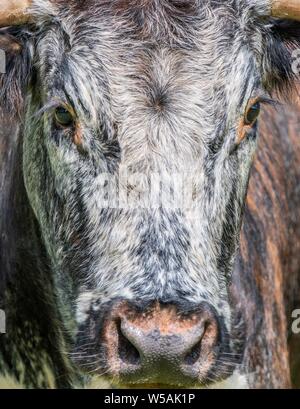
[
  {"left": 117, "top": 320, "right": 141, "bottom": 366},
  {"left": 184, "top": 339, "right": 202, "bottom": 365}
]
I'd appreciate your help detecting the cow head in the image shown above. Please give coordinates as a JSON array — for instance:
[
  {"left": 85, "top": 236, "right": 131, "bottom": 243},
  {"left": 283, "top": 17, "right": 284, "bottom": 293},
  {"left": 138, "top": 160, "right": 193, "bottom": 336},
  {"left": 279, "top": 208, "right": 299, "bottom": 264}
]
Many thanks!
[{"left": 1, "top": 0, "right": 300, "bottom": 388}]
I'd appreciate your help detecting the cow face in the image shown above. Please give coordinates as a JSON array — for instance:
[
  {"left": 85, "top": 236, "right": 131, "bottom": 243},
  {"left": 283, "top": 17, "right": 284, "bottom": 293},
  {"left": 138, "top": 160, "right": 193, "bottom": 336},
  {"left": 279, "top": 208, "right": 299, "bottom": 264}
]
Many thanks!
[{"left": 1, "top": 0, "right": 299, "bottom": 388}]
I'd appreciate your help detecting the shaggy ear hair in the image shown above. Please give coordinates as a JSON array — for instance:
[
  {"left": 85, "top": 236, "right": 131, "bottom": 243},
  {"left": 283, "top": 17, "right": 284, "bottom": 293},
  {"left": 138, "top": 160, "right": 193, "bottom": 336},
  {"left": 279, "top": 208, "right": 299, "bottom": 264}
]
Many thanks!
[
  {"left": 0, "top": 27, "right": 33, "bottom": 117},
  {"left": 263, "top": 20, "right": 300, "bottom": 96}
]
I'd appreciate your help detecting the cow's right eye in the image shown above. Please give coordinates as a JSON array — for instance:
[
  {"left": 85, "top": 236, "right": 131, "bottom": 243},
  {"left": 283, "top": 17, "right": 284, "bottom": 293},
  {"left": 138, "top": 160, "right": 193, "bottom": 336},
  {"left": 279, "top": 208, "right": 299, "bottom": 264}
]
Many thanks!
[
  {"left": 244, "top": 101, "right": 260, "bottom": 126},
  {"left": 54, "top": 107, "right": 74, "bottom": 128}
]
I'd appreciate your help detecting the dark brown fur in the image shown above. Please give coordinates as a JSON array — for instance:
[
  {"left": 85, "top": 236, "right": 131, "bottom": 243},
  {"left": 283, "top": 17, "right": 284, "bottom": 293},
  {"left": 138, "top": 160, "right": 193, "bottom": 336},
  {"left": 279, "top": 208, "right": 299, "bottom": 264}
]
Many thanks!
[{"left": 232, "top": 99, "right": 300, "bottom": 389}]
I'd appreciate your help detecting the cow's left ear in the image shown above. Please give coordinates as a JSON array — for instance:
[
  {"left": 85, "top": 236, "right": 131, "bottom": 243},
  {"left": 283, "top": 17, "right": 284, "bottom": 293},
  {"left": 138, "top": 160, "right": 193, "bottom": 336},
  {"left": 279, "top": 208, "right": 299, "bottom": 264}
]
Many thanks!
[
  {"left": 0, "top": 28, "right": 34, "bottom": 116},
  {"left": 0, "top": 0, "right": 34, "bottom": 116},
  {"left": 263, "top": 20, "right": 300, "bottom": 95}
]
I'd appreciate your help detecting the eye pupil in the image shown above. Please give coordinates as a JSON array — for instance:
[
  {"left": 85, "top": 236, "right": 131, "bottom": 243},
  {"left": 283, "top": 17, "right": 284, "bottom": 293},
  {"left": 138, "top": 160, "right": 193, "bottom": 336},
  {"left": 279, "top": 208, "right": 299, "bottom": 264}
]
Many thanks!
[
  {"left": 55, "top": 107, "right": 74, "bottom": 127},
  {"left": 245, "top": 102, "right": 260, "bottom": 125}
]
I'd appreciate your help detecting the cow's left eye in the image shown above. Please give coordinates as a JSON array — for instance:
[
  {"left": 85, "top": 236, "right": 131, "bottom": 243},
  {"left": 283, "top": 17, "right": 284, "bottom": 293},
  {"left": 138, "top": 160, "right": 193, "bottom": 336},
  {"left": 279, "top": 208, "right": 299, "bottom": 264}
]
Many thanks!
[
  {"left": 54, "top": 107, "right": 74, "bottom": 128},
  {"left": 244, "top": 100, "right": 260, "bottom": 126}
]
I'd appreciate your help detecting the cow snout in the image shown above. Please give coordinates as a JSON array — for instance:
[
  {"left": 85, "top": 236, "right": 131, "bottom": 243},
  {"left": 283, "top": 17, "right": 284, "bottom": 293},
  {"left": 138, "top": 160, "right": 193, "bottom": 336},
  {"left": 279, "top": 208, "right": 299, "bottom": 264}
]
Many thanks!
[{"left": 102, "top": 302, "right": 222, "bottom": 386}]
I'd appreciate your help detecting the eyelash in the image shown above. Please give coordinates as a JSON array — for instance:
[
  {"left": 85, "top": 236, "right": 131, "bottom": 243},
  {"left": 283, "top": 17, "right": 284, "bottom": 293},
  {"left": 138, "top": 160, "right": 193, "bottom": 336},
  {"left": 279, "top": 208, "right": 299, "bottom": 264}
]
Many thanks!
[{"left": 258, "top": 96, "right": 279, "bottom": 107}]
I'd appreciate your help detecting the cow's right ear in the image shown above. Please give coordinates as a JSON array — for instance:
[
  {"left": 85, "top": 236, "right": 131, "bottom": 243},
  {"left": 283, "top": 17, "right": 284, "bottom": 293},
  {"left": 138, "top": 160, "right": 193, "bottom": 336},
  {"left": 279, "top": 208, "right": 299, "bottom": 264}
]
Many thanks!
[{"left": 0, "top": 28, "right": 33, "bottom": 116}]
